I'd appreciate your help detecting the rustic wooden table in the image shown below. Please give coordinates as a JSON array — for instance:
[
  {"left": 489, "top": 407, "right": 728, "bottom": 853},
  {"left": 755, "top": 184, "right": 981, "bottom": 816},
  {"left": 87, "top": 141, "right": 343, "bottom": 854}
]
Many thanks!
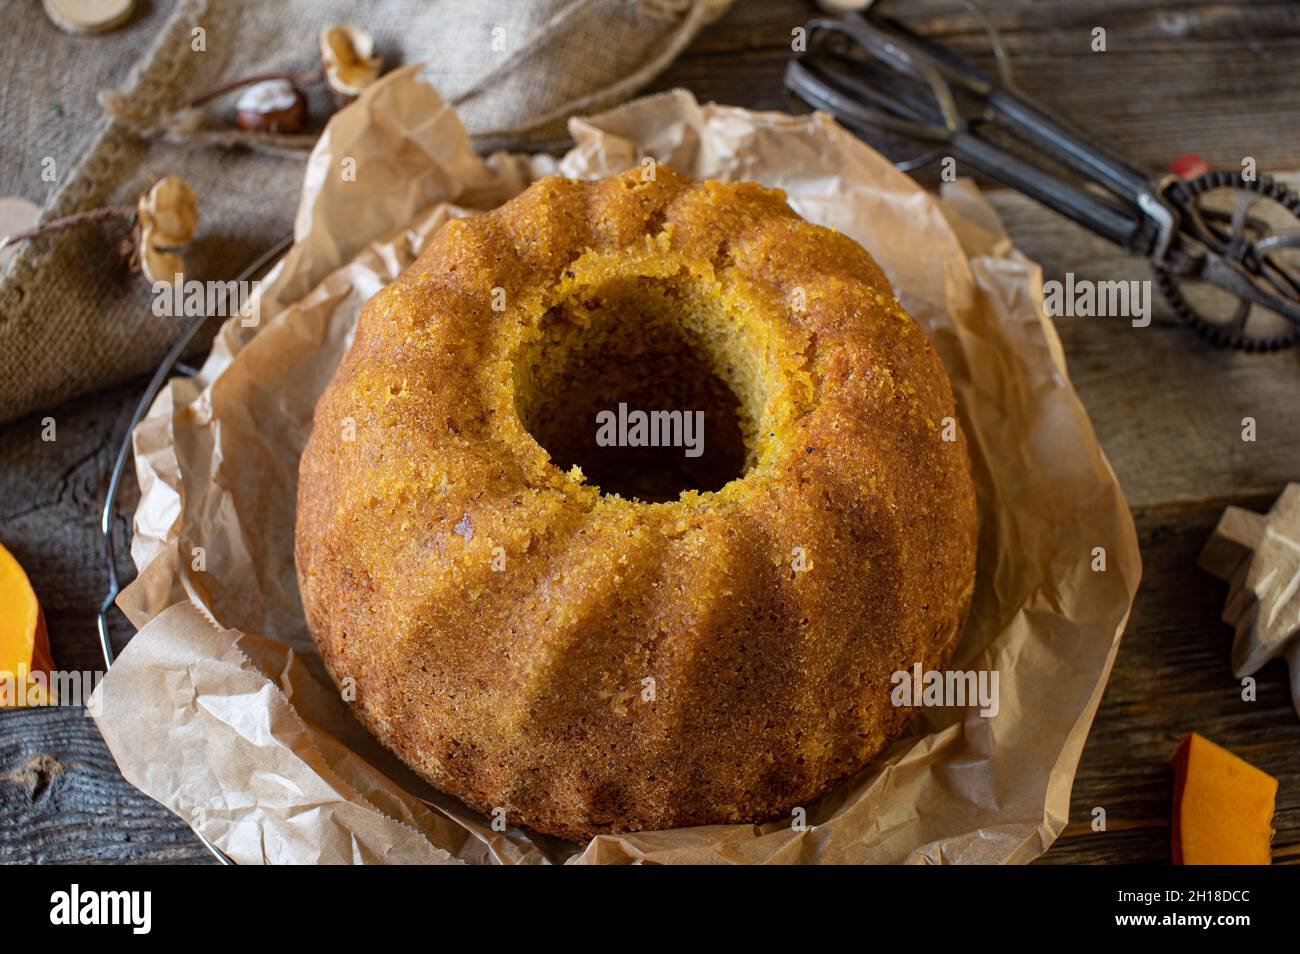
[{"left": 2, "top": 0, "right": 1297, "bottom": 864}]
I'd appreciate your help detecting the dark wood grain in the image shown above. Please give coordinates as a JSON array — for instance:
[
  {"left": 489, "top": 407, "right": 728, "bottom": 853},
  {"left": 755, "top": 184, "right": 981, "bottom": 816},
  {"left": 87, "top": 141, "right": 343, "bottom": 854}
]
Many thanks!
[
  {"left": 0, "top": 707, "right": 210, "bottom": 864},
  {"left": 1042, "top": 499, "right": 1300, "bottom": 864},
  {"left": 986, "top": 187, "right": 1300, "bottom": 509},
  {"left": 0, "top": 380, "right": 212, "bottom": 863},
  {"left": 650, "top": 0, "right": 1300, "bottom": 180},
  {"left": 2, "top": 0, "right": 1299, "bottom": 865}
]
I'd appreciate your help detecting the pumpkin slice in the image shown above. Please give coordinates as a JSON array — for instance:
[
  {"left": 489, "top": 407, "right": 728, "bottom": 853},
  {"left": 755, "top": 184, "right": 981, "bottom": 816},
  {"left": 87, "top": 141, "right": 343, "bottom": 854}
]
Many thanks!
[
  {"left": 1171, "top": 732, "right": 1277, "bottom": 865},
  {"left": 0, "top": 541, "right": 54, "bottom": 706}
]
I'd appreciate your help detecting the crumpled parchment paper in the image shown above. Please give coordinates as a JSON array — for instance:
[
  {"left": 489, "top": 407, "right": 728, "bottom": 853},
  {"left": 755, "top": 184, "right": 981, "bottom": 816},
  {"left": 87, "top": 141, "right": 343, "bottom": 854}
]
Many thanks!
[{"left": 90, "top": 64, "right": 1141, "bottom": 864}]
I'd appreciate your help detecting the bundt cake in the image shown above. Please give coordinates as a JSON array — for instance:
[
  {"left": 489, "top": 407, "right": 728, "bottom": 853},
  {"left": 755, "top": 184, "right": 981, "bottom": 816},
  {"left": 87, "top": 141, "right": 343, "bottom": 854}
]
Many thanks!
[{"left": 295, "top": 165, "right": 978, "bottom": 841}]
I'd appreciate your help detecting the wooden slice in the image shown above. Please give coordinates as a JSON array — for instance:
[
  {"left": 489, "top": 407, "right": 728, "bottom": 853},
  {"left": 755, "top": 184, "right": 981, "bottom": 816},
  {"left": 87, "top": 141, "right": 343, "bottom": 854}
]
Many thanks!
[
  {"left": 43, "top": 0, "right": 136, "bottom": 36},
  {"left": 0, "top": 196, "right": 40, "bottom": 268}
]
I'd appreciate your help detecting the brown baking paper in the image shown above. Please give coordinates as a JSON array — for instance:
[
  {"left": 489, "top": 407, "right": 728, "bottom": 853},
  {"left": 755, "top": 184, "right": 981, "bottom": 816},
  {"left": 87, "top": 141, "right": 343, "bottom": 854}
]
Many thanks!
[{"left": 90, "top": 65, "right": 1141, "bottom": 864}]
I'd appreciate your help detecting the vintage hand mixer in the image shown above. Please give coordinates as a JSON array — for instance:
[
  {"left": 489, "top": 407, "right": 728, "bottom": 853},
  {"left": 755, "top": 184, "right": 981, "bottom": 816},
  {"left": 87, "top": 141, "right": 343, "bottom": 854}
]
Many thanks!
[{"left": 785, "top": 2, "right": 1300, "bottom": 351}]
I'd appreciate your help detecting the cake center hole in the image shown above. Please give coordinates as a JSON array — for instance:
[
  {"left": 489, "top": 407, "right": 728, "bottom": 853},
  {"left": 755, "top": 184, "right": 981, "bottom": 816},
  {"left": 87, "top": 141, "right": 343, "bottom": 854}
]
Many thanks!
[{"left": 514, "top": 274, "right": 761, "bottom": 503}]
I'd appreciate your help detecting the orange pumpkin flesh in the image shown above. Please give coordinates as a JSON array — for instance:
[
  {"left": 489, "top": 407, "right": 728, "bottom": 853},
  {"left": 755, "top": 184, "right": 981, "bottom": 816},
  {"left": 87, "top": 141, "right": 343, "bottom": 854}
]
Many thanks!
[
  {"left": 0, "top": 541, "right": 54, "bottom": 706},
  {"left": 1171, "top": 732, "right": 1277, "bottom": 865}
]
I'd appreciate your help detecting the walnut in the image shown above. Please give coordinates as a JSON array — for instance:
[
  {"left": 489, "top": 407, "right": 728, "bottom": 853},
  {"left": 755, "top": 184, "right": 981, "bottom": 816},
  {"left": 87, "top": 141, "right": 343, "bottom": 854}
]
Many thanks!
[
  {"left": 320, "top": 25, "right": 382, "bottom": 98},
  {"left": 136, "top": 176, "right": 199, "bottom": 285}
]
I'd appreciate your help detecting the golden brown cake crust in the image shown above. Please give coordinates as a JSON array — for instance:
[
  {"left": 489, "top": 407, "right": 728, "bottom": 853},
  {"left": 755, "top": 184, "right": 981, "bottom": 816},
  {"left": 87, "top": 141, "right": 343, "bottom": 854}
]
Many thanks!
[{"left": 295, "top": 166, "right": 978, "bottom": 841}]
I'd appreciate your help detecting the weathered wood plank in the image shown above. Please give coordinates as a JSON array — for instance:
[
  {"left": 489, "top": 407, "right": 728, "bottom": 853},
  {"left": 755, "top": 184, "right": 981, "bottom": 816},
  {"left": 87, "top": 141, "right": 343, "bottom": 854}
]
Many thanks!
[
  {"left": 985, "top": 187, "right": 1300, "bottom": 510},
  {"left": 0, "top": 706, "right": 211, "bottom": 864},
  {"left": 0, "top": 379, "right": 141, "bottom": 673},
  {"left": 1040, "top": 497, "right": 1300, "bottom": 864},
  {"left": 0, "top": 379, "right": 209, "bottom": 863},
  {"left": 651, "top": 0, "right": 1300, "bottom": 177}
]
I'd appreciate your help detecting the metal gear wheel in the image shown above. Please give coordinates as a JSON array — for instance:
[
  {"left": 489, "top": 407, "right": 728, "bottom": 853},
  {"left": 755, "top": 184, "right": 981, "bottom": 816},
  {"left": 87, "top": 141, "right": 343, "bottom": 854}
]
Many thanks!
[{"left": 1154, "top": 171, "right": 1300, "bottom": 352}]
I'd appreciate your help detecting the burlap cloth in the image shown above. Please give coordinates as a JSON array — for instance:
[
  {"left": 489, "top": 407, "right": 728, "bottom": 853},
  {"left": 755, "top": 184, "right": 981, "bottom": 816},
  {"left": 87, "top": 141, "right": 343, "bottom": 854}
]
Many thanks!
[{"left": 0, "top": 0, "right": 731, "bottom": 424}]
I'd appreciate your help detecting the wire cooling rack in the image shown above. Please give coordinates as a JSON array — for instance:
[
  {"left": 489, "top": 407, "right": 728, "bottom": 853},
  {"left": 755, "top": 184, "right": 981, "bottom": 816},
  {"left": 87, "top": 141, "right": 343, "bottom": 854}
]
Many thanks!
[{"left": 96, "top": 234, "right": 293, "bottom": 866}]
